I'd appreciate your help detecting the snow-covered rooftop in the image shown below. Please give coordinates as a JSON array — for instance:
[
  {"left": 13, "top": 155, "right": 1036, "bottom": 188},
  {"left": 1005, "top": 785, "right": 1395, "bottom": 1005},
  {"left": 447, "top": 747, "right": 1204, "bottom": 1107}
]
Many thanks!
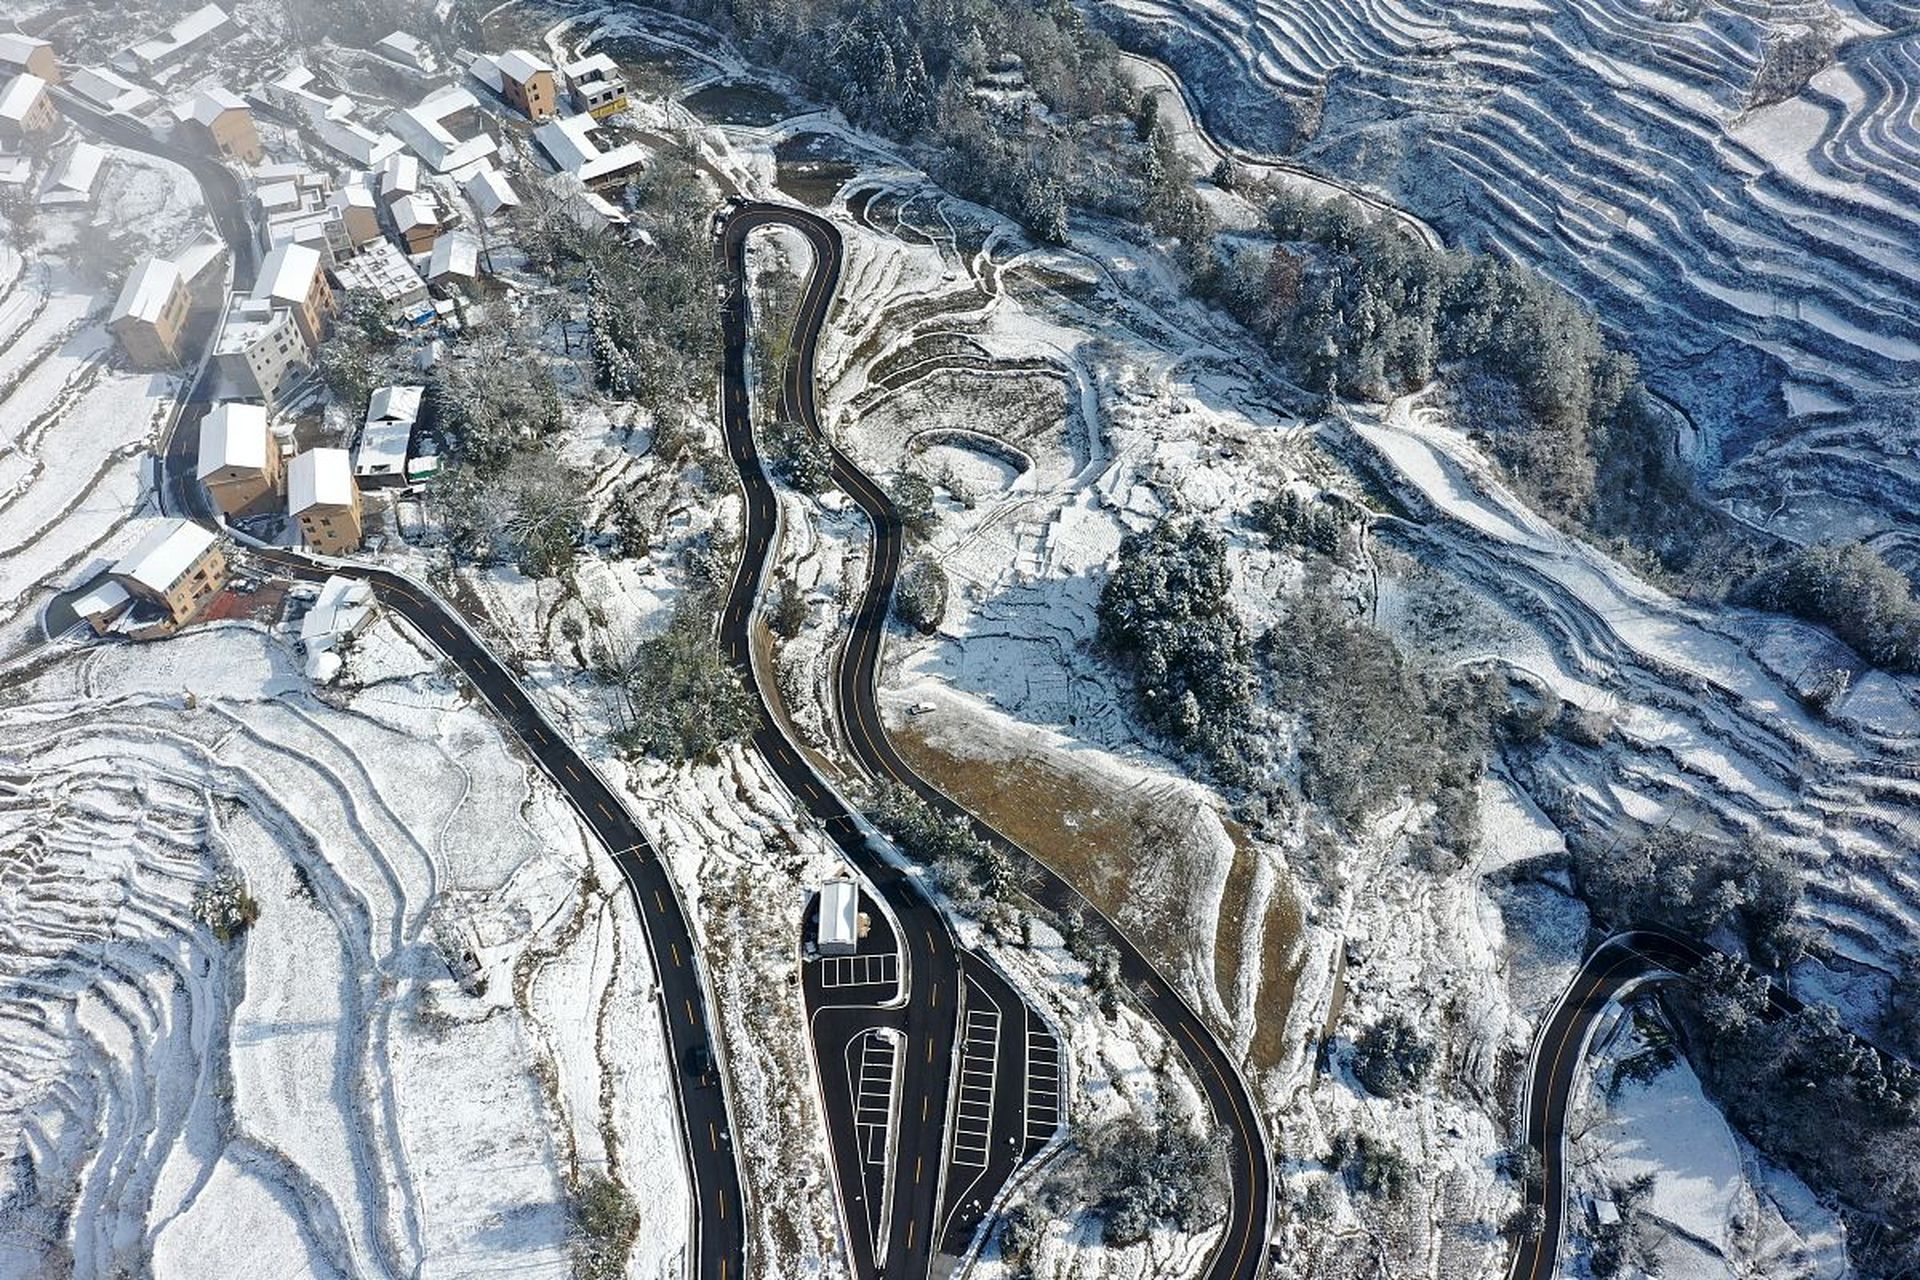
[
  {"left": 366, "top": 384, "right": 423, "bottom": 427},
  {"left": 127, "top": 4, "right": 230, "bottom": 67},
  {"left": 317, "top": 117, "right": 403, "bottom": 166},
  {"left": 0, "top": 34, "right": 51, "bottom": 70},
  {"left": 196, "top": 402, "right": 270, "bottom": 478},
  {"left": 179, "top": 86, "right": 247, "bottom": 128},
  {"left": 111, "top": 518, "right": 216, "bottom": 595},
  {"left": 69, "top": 66, "right": 150, "bottom": 114},
  {"left": 392, "top": 192, "right": 437, "bottom": 233},
  {"left": 40, "top": 142, "right": 104, "bottom": 205},
  {"left": 818, "top": 880, "right": 857, "bottom": 950},
  {"left": 496, "top": 49, "right": 551, "bottom": 85},
  {"left": 288, "top": 447, "right": 353, "bottom": 513},
  {"left": 251, "top": 242, "right": 321, "bottom": 307},
  {"left": 332, "top": 238, "right": 427, "bottom": 309},
  {"left": 71, "top": 577, "right": 131, "bottom": 621},
  {"left": 427, "top": 232, "right": 476, "bottom": 280},
  {"left": 387, "top": 85, "right": 495, "bottom": 172},
  {"left": 464, "top": 164, "right": 518, "bottom": 218},
  {"left": 380, "top": 151, "right": 420, "bottom": 197},
  {"left": 533, "top": 113, "right": 646, "bottom": 184},
  {"left": 299, "top": 574, "right": 375, "bottom": 659},
  {"left": 563, "top": 52, "right": 621, "bottom": 84},
  {"left": 354, "top": 416, "right": 411, "bottom": 479},
  {"left": 174, "top": 235, "right": 226, "bottom": 285},
  {"left": 374, "top": 31, "right": 430, "bottom": 71},
  {"left": 0, "top": 73, "right": 48, "bottom": 125},
  {"left": 213, "top": 297, "right": 291, "bottom": 356},
  {"left": 109, "top": 256, "right": 183, "bottom": 326}
]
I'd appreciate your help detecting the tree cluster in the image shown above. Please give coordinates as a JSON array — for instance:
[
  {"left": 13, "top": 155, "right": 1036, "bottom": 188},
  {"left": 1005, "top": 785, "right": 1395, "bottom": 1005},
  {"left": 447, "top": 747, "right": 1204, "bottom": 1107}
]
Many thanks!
[
  {"left": 426, "top": 445, "right": 587, "bottom": 579},
  {"left": 1570, "top": 828, "right": 1810, "bottom": 968},
  {"left": 1327, "top": 1128, "right": 1409, "bottom": 1200},
  {"left": 1350, "top": 1013, "right": 1435, "bottom": 1097},
  {"left": 569, "top": 1173, "right": 641, "bottom": 1280},
  {"left": 609, "top": 600, "right": 757, "bottom": 762},
  {"left": 1248, "top": 488, "right": 1359, "bottom": 565},
  {"left": 894, "top": 558, "right": 949, "bottom": 633},
  {"left": 1737, "top": 540, "right": 1920, "bottom": 673},
  {"left": 1071, "top": 1116, "right": 1226, "bottom": 1246},
  {"left": 1200, "top": 192, "right": 1744, "bottom": 581},
  {"left": 1670, "top": 953, "right": 1920, "bottom": 1278},
  {"left": 431, "top": 338, "right": 564, "bottom": 471},
  {"left": 765, "top": 418, "right": 833, "bottom": 493},
  {"left": 191, "top": 867, "right": 259, "bottom": 944},
  {"left": 1096, "top": 519, "right": 1258, "bottom": 777},
  {"left": 868, "top": 782, "right": 1015, "bottom": 903}
]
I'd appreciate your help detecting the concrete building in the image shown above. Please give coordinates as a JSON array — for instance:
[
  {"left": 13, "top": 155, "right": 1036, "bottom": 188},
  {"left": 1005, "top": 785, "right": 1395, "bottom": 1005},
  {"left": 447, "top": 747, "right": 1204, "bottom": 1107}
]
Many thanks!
[
  {"left": 817, "top": 880, "right": 859, "bottom": 956},
  {"left": 251, "top": 241, "right": 334, "bottom": 347},
  {"left": 355, "top": 384, "right": 421, "bottom": 487},
  {"left": 562, "top": 53, "right": 628, "bottom": 120},
  {"left": 196, "top": 402, "right": 283, "bottom": 517},
  {"left": 101, "top": 518, "right": 227, "bottom": 639},
  {"left": 329, "top": 182, "right": 381, "bottom": 247},
  {"left": 108, "top": 256, "right": 191, "bottom": 368},
  {"left": 330, "top": 237, "right": 428, "bottom": 319},
  {"left": 533, "top": 112, "right": 645, "bottom": 189},
  {"left": 174, "top": 87, "right": 261, "bottom": 164},
  {"left": 288, "top": 447, "right": 362, "bottom": 554},
  {"left": 213, "top": 297, "right": 307, "bottom": 405},
  {"left": 472, "top": 48, "right": 555, "bottom": 120},
  {"left": 0, "top": 34, "right": 58, "bottom": 83},
  {"left": 0, "top": 73, "right": 56, "bottom": 138}
]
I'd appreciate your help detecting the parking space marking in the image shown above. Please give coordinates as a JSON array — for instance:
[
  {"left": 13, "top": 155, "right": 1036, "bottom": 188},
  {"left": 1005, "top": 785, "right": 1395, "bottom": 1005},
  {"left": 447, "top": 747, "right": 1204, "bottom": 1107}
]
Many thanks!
[
  {"left": 950, "top": 1003, "right": 1000, "bottom": 1169},
  {"left": 854, "top": 1031, "right": 898, "bottom": 1167},
  {"left": 1025, "top": 1026, "right": 1063, "bottom": 1143},
  {"left": 819, "top": 952, "right": 899, "bottom": 990}
]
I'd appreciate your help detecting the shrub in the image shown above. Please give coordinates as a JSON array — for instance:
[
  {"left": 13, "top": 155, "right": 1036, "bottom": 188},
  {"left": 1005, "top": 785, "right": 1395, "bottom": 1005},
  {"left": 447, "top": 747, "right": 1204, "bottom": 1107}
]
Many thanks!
[
  {"left": 769, "top": 576, "right": 810, "bottom": 640},
  {"left": 1738, "top": 541, "right": 1920, "bottom": 673},
  {"left": 1328, "top": 1128, "right": 1409, "bottom": 1200},
  {"left": 765, "top": 418, "right": 833, "bottom": 494},
  {"left": 570, "top": 1172, "right": 640, "bottom": 1280},
  {"left": 613, "top": 602, "right": 757, "bottom": 762},
  {"left": 1077, "top": 1117, "right": 1226, "bottom": 1245},
  {"left": 1350, "top": 1013, "right": 1435, "bottom": 1097},
  {"left": 192, "top": 867, "right": 259, "bottom": 943},
  {"left": 894, "top": 559, "right": 948, "bottom": 633}
]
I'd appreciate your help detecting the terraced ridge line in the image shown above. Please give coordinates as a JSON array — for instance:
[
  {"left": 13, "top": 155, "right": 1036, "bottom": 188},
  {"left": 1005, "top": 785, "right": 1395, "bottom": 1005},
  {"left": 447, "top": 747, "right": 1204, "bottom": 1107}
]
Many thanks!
[{"left": 719, "top": 201, "right": 1276, "bottom": 1280}]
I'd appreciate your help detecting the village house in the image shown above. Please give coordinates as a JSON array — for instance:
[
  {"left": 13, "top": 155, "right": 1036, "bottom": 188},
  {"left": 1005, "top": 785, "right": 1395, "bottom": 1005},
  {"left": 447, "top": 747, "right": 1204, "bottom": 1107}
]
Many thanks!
[
  {"left": 107, "top": 255, "right": 192, "bottom": 368},
  {"left": 288, "top": 448, "right": 363, "bottom": 554},
  {"left": 328, "top": 181, "right": 381, "bottom": 248},
  {"left": 0, "top": 34, "right": 58, "bottom": 83},
  {"left": 390, "top": 192, "right": 440, "bottom": 254},
  {"left": 387, "top": 85, "right": 495, "bottom": 172},
  {"left": 472, "top": 48, "right": 556, "bottom": 120},
  {"left": 213, "top": 297, "right": 307, "bottom": 405},
  {"left": 38, "top": 140, "right": 103, "bottom": 205},
  {"left": 378, "top": 151, "right": 420, "bottom": 206},
  {"left": 426, "top": 232, "right": 478, "bottom": 287},
  {"left": 84, "top": 518, "right": 228, "bottom": 640},
  {"left": 173, "top": 87, "right": 261, "bottom": 164},
  {"left": 354, "top": 384, "right": 421, "bottom": 487},
  {"left": 464, "top": 164, "right": 518, "bottom": 219},
  {"left": 533, "top": 112, "right": 645, "bottom": 190},
  {"left": 251, "top": 241, "right": 335, "bottom": 347},
  {"left": 118, "top": 4, "right": 230, "bottom": 74},
  {"left": 373, "top": 31, "right": 432, "bottom": 74},
  {"left": 0, "top": 74, "right": 57, "bottom": 139},
  {"left": 68, "top": 66, "right": 150, "bottom": 115},
  {"left": 562, "top": 53, "right": 628, "bottom": 120},
  {"left": 332, "top": 237, "right": 429, "bottom": 319},
  {"left": 196, "top": 401, "right": 283, "bottom": 518}
]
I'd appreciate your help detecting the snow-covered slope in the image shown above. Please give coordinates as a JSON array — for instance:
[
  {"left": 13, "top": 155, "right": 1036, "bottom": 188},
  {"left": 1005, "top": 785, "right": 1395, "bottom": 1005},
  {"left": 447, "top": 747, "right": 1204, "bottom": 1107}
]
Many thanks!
[{"left": 1104, "top": 0, "right": 1920, "bottom": 559}]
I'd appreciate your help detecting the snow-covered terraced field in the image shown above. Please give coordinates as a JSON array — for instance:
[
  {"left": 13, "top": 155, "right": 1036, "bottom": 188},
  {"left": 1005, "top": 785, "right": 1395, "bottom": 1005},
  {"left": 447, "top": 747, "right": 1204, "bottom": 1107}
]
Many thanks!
[
  {"left": 0, "top": 623, "right": 688, "bottom": 1278},
  {"left": 1105, "top": 0, "right": 1920, "bottom": 555}
]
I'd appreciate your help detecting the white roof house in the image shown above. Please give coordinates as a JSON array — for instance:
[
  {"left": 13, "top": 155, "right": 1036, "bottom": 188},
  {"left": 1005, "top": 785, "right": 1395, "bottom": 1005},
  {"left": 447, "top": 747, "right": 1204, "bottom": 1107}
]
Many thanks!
[
  {"left": 174, "top": 235, "right": 226, "bottom": 287},
  {"left": 563, "top": 52, "right": 622, "bottom": 86},
  {"left": 427, "top": 232, "right": 478, "bottom": 282},
  {"left": 0, "top": 34, "right": 52, "bottom": 74},
  {"left": 498, "top": 48, "right": 551, "bottom": 84},
  {"left": 40, "top": 141, "right": 104, "bottom": 206},
  {"left": 379, "top": 151, "right": 420, "bottom": 200},
  {"left": 288, "top": 447, "right": 353, "bottom": 514},
  {"left": 68, "top": 65, "right": 150, "bottom": 114},
  {"left": 72, "top": 578, "right": 132, "bottom": 624},
  {"left": 251, "top": 242, "right": 322, "bottom": 308},
  {"left": 318, "top": 116, "right": 403, "bottom": 167},
  {"left": 109, "top": 256, "right": 183, "bottom": 326},
  {"left": 374, "top": 32, "right": 431, "bottom": 72},
  {"left": 196, "top": 402, "right": 270, "bottom": 479},
  {"left": 0, "top": 73, "right": 49, "bottom": 129},
  {"left": 392, "top": 192, "right": 438, "bottom": 237},
  {"left": 111, "top": 518, "right": 216, "bottom": 596},
  {"left": 545, "top": 171, "right": 626, "bottom": 231},
  {"left": 171, "top": 85, "right": 247, "bottom": 130},
  {"left": 463, "top": 164, "right": 518, "bottom": 218},
  {"left": 387, "top": 85, "right": 495, "bottom": 172},
  {"left": 817, "top": 880, "right": 858, "bottom": 954},
  {"left": 124, "top": 4, "right": 230, "bottom": 69},
  {"left": 298, "top": 574, "right": 375, "bottom": 681},
  {"left": 356, "top": 384, "right": 420, "bottom": 481},
  {"left": 532, "top": 112, "right": 645, "bottom": 185}
]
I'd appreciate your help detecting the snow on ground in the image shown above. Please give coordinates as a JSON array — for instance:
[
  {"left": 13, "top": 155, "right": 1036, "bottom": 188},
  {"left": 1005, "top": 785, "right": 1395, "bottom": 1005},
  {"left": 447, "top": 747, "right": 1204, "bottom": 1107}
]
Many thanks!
[
  {"left": 1566, "top": 1003, "right": 1851, "bottom": 1280},
  {"left": 0, "top": 617, "right": 686, "bottom": 1278}
]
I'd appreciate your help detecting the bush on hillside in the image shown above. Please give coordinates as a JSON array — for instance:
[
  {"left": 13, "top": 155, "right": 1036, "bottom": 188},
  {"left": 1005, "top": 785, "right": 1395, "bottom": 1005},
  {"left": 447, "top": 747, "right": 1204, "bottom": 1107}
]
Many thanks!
[{"left": 1737, "top": 540, "right": 1920, "bottom": 673}]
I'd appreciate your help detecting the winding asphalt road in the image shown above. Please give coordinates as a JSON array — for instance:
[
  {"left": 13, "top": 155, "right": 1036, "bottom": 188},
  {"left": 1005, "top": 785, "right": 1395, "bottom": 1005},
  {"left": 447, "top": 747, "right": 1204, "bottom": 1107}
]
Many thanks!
[
  {"left": 718, "top": 202, "right": 1276, "bottom": 1280},
  {"left": 1508, "top": 929, "right": 1811, "bottom": 1280},
  {"left": 64, "top": 97, "right": 747, "bottom": 1280}
]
